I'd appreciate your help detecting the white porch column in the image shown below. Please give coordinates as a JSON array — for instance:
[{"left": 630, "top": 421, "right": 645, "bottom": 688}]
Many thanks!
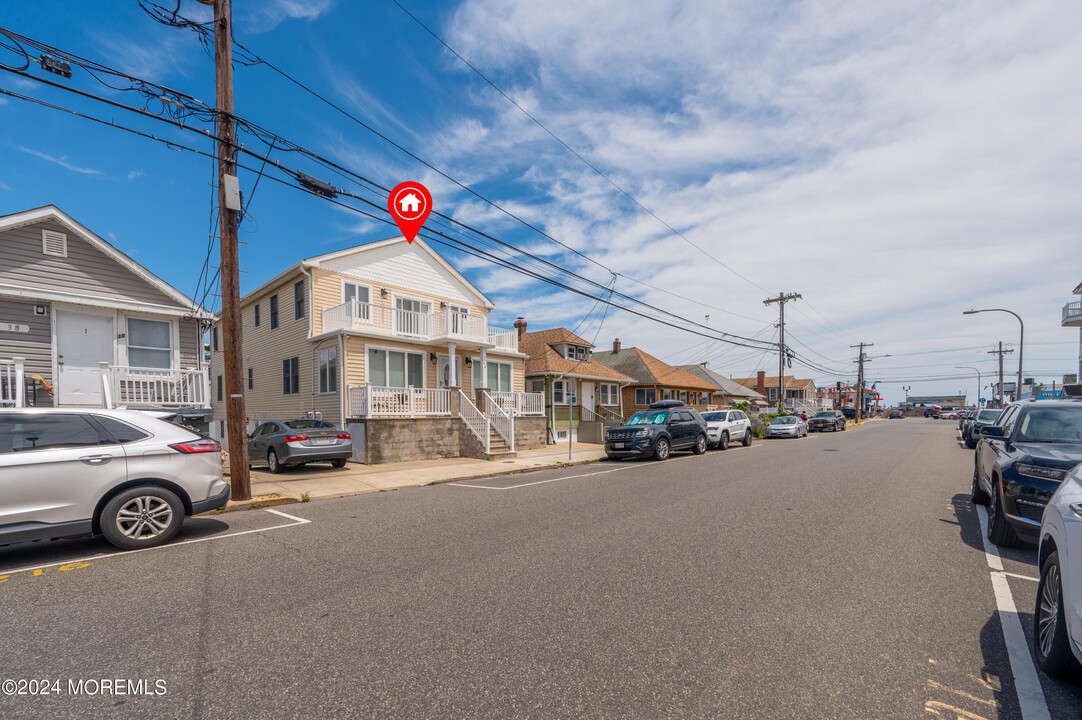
[
  {"left": 448, "top": 343, "right": 457, "bottom": 386},
  {"left": 480, "top": 348, "right": 488, "bottom": 389},
  {"left": 13, "top": 357, "right": 25, "bottom": 408}
]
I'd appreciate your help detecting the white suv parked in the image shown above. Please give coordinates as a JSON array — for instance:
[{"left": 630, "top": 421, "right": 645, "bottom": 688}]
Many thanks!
[
  {"left": 0, "top": 408, "right": 229, "bottom": 550},
  {"left": 700, "top": 409, "right": 753, "bottom": 450},
  {"left": 1035, "top": 465, "right": 1082, "bottom": 680}
]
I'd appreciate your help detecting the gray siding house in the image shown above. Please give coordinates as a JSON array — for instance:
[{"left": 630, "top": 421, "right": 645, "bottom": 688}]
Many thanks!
[{"left": 0, "top": 206, "right": 212, "bottom": 427}]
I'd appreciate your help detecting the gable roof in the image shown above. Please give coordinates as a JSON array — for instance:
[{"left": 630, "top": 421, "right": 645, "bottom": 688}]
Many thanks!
[
  {"left": 592, "top": 347, "right": 717, "bottom": 391},
  {"left": 521, "top": 328, "right": 635, "bottom": 382},
  {"left": 676, "top": 364, "right": 768, "bottom": 400},
  {"left": 732, "top": 374, "right": 817, "bottom": 391},
  {"left": 0, "top": 205, "right": 208, "bottom": 317}
]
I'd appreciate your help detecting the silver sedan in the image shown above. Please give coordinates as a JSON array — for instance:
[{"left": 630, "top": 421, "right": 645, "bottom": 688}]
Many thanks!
[
  {"left": 248, "top": 419, "right": 353, "bottom": 473},
  {"left": 766, "top": 415, "right": 808, "bottom": 438}
]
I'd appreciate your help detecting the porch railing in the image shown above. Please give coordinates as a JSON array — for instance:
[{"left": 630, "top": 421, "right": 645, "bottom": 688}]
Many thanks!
[
  {"left": 483, "top": 391, "right": 514, "bottom": 452},
  {"left": 489, "top": 390, "right": 544, "bottom": 416},
  {"left": 322, "top": 299, "right": 518, "bottom": 351},
  {"left": 488, "top": 327, "right": 517, "bottom": 351},
  {"left": 101, "top": 363, "right": 210, "bottom": 408},
  {"left": 1, "top": 357, "right": 25, "bottom": 407},
  {"left": 458, "top": 389, "right": 490, "bottom": 452},
  {"left": 347, "top": 384, "right": 452, "bottom": 417}
]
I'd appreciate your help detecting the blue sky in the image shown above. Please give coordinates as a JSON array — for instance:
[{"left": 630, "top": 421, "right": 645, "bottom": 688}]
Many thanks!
[{"left": 1, "top": 0, "right": 1080, "bottom": 404}]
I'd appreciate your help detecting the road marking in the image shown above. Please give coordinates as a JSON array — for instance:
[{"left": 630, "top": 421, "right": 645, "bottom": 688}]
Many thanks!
[
  {"left": 974, "top": 504, "right": 1052, "bottom": 720},
  {"left": 450, "top": 465, "right": 639, "bottom": 490},
  {"left": 0, "top": 508, "right": 310, "bottom": 577},
  {"left": 926, "top": 679, "right": 999, "bottom": 708},
  {"left": 1000, "top": 571, "right": 1040, "bottom": 583}
]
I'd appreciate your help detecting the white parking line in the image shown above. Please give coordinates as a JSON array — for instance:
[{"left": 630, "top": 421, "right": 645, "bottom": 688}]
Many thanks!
[
  {"left": 450, "top": 465, "right": 639, "bottom": 490},
  {"left": 1, "top": 508, "right": 311, "bottom": 576},
  {"left": 975, "top": 504, "right": 1052, "bottom": 720}
]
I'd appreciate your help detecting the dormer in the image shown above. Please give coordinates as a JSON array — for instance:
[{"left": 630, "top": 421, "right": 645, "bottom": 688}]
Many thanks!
[{"left": 553, "top": 342, "right": 591, "bottom": 362}]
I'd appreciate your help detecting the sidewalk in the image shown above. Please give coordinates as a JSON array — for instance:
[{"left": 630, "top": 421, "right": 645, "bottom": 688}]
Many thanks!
[{"left": 225, "top": 442, "right": 608, "bottom": 504}]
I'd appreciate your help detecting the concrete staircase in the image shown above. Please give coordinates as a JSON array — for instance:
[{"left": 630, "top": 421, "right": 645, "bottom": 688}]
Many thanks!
[{"left": 487, "top": 427, "right": 516, "bottom": 459}]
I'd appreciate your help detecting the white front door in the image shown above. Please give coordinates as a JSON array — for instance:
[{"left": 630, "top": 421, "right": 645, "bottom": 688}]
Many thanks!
[
  {"left": 437, "top": 357, "right": 463, "bottom": 389},
  {"left": 56, "top": 310, "right": 114, "bottom": 405},
  {"left": 580, "top": 381, "right": 595, "bottom": 416}
]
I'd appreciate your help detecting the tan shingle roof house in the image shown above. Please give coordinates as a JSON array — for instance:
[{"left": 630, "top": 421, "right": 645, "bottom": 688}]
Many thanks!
[
  {"left": 676, "top": 364, "right": 768, "bottom": 407},
  {"left": 592, "top": 339, "right": 718, "bottom": 414},
  {"left": 731, "top": 371, "right": 817, "bottom": 411}
]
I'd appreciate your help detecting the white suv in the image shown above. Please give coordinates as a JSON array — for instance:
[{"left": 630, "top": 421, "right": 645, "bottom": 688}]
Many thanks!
[
  {"left": 700, "top": 409, "right": 753, "bottom": 450},
  {"left": 1035, "top": 465, "right": 1082, "bottom": 681},
  {"left": 0, "top": 408, "right": 229, "bottom": 550}
]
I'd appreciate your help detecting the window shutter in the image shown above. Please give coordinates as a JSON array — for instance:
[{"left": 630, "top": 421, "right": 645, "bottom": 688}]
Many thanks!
[{"left": 42, "top": 230, "right": 67, "bottom": 257}]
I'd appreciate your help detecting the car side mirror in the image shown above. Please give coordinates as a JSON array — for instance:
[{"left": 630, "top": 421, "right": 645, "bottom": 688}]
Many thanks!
[{"left": 980, "top": 425, "right": 1005, "bottom": 438}]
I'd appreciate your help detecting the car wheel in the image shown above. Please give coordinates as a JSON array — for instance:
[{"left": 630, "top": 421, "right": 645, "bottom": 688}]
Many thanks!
[
  {"left": 742, "top": 430, "right": 752, "bottom": 447},
  {"left": 331, "top": 458, "right": 347, "bottom": 468},
  {"left": 987, "top": 481, "right": 1021, "bottom": 547},
  {"left": 965, "top": 436, "right": 977, "bottom": 450},
  {"left": 267, "top": 448, "right": 284, "bottom": 474},
  {"left": 718, "top": 431, "right": 729, "bottom": 450},
  {"left": 99, "top": 486, "right": 184, "bottom": 550},
  {"left": 1034, "top": 552, "right": 1082, "bottom": 681},
  {"left": 970, "top": 467, "right": 989, "bottom": 505},
  {"left": 693, "top": 434, "right": 707, "bottom": 455},
  {"left": 653, "top": 437, "right": 670, "bottom": 461}
]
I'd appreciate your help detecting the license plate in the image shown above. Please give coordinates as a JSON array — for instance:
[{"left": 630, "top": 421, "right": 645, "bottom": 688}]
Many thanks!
[
  {"left": 613, "top": 442, "right": 626, "bottom": 449},
  {"left": 313, "top": 437, "right": 334, "bottom": 445}
]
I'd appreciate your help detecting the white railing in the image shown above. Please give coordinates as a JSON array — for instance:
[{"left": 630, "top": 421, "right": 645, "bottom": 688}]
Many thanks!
[
  {"left": 483, "top": 391, "right": 514, "bottom": 452},
  {"left": 1, "top": 357, "right": 25, "bottom": 407},
  {"left": 598, "top": 406, "right": 624, "bottom": 424},
  {"left": 489, "top": 390, "right": 544, "bottom": 416},
  {"left": 322, "top": 300, "right": 518, "bottom": 351},
  {"left": 101, "top": 363, "right": 209, "bottom": 408},
  {"left": 458, "top": 389, "right": 490, "bottom": 452},
  {"left": 347, "top": 384, "right": 451, "bottom": 417},
  {"left": 1064, "top": 301, "right": 1082, "bottom": 324}
]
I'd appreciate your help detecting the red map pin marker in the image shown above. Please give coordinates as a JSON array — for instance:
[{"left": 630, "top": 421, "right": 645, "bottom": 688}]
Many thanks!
[{"left": 388, "top": 181, "right": 432, "bottom": 244}]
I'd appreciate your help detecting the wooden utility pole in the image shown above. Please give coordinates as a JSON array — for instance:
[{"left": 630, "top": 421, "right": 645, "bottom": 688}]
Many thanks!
[
  {"left": 988, "top": 342, "right": 1013, "bottom": 408},
  {"left": 211, "top": 0, "right": 250, "bottom": 500},
  {"left": 763, "top": 292, "right": 801, "bottom": 412},
  {"left": 851, "top": 343, "right": 873, "bottom": 423}
]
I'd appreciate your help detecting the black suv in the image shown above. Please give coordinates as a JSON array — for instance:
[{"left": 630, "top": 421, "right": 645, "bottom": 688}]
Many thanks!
[
  {"left": 605, "top": 402, "right": 709, "bottom": 460},
  {"left": 963, "top": 408, "right": 1003, "bottom": 448},
  {"left": 972, "top": 399, "right": 1082, "bottom": 546},
  {"left": 808, "top": 410, "right": 846, "bottom": 432}
]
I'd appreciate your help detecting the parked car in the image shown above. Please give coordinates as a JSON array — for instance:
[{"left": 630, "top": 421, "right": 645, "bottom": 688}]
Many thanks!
[
  {"left": 766, "top": 414, "right": 807, "bottom": 438},
  {"left": 699, "top": 409, "right": 752, "bottom": 450},
  {"left": 605, "top": 405, "right": 708, "bottom": 460},
  {"left": 958, "top": 410, "right": 974, "bottom": 431},
  {"left": 972, "top": 399, "right": 1082, "bottom": 546},
  {"left": 963, "top": 408, "right": 1004, "bottom": 449},
  {"left": 889, "top": 409, "right": 904, "bottom": 419},
  {"left": 939, "top": 409, "right": 960, "bottom": 420},
  {"left": 923, "top": 408, "right": 941, "bottom": 418},
  {"left": 808, "top": 410, "right": 846, "bottom": 432},
  {"left": 841, "top": 407, "right": 857, "bottom": 420},
  {"left": 1034, "top": 466, "right": 1082, "bottom": 681},
  {"left": 0, "top": 408, "right": 228, "bottom": 550},
  {"left": 248, "top": 419, "right": 353, "bottom": 473}
]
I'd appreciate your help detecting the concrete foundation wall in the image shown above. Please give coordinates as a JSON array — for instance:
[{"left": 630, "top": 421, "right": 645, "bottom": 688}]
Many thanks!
[{"left": 360, "top": 417, "right": 463, "bottom": 464}]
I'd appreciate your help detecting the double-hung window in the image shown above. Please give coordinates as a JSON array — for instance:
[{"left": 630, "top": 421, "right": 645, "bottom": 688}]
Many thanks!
[
  {"left": 768, "top": 387, "right": 778, "bottom": 402},
  {"left": 282, "top": 357, "right": 299, "bottom": 395},
  {"left": 318, "top": 348, "right": 338, "bottom": 393},
  {"left": 661, "top": 389, "right": 674, "bottom": 401},
  {"left": 634, "top": 388, "right": 656, "bottom": 406},
  {"left": 294, "top": 280, "right": 305, "bottom": 320},
  {"left": 678, "top": 390, "right": 688, "bottom": 404},
  {"left": 600, "top": 383, "right": 618, "bottom": 406},
  {"left": 269, "top": 295, "right": 279, "bottom": 330},
  {"left": 254, "top": 303, "right": 260, "bottom": 327},
  {"left": 128, "top": 318, "right": 172, "bottom": 369},
  {"left": 368, "top": 348, "right": 423, "bottom": 388}
]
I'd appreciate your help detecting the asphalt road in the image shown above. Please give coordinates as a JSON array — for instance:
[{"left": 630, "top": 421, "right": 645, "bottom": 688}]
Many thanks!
[{"left": 2, "top": 418, "right": 1080, "bottom": 719}]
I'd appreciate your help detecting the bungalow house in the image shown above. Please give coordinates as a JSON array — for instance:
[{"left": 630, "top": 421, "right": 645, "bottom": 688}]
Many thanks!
[
  {"left": 208, "top": 235, "right": 545, "bottom": 463},
  {"left": 731, "top": 371, "right": 817, "bottom": 413},
  {"left": 592, "top": 339, "right": 717, "bottom": 413},
  {"left": 676, "top": 363, "right": 768, "bottom": 408},
  {"left": 519, "top": 323, "right": 635, "bottom": 443},
  {"left": 0, "top": 206, "right": 212, "bottom": 428}
]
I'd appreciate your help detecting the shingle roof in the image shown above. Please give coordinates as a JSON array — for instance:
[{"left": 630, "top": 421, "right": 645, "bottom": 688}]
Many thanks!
[
  {"left": 732, "top": 375, "right": 816, "bottom": 391},
  {"left": 521, "top": 329, "right": 635, "bottom": 382},
  {"left": 676, "top": 365, "right": 768, "bottom": 400},
  {"left": 592, "top": 347, "right": 717, "bottom": 391}
]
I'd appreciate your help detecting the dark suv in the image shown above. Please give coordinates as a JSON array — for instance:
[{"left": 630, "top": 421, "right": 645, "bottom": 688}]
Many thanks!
[
  {"left": 963, "top": 408, "right": 1003, "bottom": 449},
  {"left": 605, "top": 403, "right": 708, "bottom": 460},
  {"left": 809, "top": 410, "right": 846, "bottom": 432},
  {"left": 972, "top": 399, "right": 1082, "bottom": 546}
]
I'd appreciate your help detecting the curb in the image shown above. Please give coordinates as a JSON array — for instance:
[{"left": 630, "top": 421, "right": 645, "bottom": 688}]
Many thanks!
[{"left": 197, "top": 493, "right": 299, "bottom": 516}]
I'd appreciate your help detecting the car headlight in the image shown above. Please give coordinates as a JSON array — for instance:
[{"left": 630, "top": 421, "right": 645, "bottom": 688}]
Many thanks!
[
  {"left": 1016, "top": 464, "right": 1068, "bottom": 481},
  {"left": 1070, "top": 502, "right": 1082, "bottom": 519},
  {"left": 635, "top": 428, "right": 656, "bottom": 436}
]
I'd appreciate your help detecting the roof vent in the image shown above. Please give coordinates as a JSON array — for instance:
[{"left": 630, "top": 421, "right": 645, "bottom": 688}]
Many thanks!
[{"left": 42, "top": 229, "right": 67, "bottom": 257}]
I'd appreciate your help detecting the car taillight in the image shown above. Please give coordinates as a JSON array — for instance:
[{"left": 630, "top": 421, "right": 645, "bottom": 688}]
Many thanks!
[
  {"left": 170, "top": 439, "right": 220, "bottom": 454},
  {"left": 283, "top": 434, "right": 309, "bottom": 442},
  {"left": 336, "top": 433, "right": 351, "bottom": 440}
]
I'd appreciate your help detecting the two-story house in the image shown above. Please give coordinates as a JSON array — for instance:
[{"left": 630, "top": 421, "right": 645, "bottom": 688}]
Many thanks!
[
  {"left": 0, "top": 206, "right": 212, "bottom": 428},
  {"left": 592, "top": 339, "right": 717, "bottom": 414},
  {"left": 519, "top": 323, "right": 634, "bottom": 443},
  {"left": 209, "top": 235, "right": 544, "bottom": 464},
  {"left": 732, "top": 371, "right": 817, "bottom": 413}
]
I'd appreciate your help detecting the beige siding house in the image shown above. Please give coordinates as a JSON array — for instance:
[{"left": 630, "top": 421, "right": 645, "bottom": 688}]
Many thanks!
[
  {"left": 209, "top": 236, "right": 544, "bottom": 463},
  {"left": 0, "top": 206, "right": 211, "bottom": 427}
]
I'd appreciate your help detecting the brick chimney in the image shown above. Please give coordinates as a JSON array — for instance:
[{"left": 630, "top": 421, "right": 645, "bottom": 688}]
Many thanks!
[
  {"left": 756, "top": 370, "right": 766, "bottom": 395},
  {"left": 514, "top": 316, "right": 527, "bottom": 341},
  {"left": 612, "top": 338, "right": 621, "bottom": 354}
]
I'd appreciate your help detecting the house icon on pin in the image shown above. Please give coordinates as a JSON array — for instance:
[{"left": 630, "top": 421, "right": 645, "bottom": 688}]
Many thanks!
[{"left": 399, "top": 193, "right": 421, "bottom": 213}]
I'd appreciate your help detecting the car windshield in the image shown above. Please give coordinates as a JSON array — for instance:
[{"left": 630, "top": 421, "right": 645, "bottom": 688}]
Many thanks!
[
  {"left": 1015, "top": 407, "right": 1082, "bottom": 443},
  {"left": 626, "top": 411, "right": 669, "bottom": 425},
  {"left": 977, "top": 410, "right": 1001, "bottom": 422},
  {"left": 771, "top": 416, "right": 796, "bottom": 425},
  {"left": 813, "top": 411, "right": 834, "bottom": 418},
  {"left": 701, "top": 412, "right": 725, "bottom": 421},
  {"left": 284, "top": 420, "right": 336, "bottom": 430}
]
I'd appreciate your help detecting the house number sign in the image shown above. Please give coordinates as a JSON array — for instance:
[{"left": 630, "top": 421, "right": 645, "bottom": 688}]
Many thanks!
[{"left": 1, "top": 322, "right": 30, "bottom": 333}]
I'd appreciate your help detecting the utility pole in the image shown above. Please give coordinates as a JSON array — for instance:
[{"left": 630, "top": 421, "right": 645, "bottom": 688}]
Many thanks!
[
  {"left": 210, "top": 0, "right": 250, "bottom": 500},
  {"left": 851, "top": 343, "right": 874, "bottom": 423},
  {"left": 988, "top": 342, "right": 1013, "bottom": 408},
  {"left": 763, "top": 292, "right": 801, "bottom": 412}
]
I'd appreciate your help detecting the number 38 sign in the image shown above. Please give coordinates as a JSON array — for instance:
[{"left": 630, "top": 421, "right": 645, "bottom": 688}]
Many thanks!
[{"left": 1, "top": 322, "right": 30, "bottom": 333}]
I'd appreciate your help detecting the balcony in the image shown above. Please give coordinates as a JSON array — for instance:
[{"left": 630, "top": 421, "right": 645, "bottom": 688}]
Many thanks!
[
  {"left": 322, "top": 300, "right": 518, "bottom": 351},
  {"left": 1063, "top": 301, "right": 1082, "bottom": 327},
  {"left": 102, "top": 364, "right": 210, "bottom": 409}
]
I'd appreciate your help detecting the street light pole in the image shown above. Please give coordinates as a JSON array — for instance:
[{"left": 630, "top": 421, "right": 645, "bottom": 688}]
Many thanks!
[
  {"left": 955, "top": 366, "right": 980, "bottom": 408},
  {"left": 963, "top": 309, "right": 1024, "bottom": 401}
]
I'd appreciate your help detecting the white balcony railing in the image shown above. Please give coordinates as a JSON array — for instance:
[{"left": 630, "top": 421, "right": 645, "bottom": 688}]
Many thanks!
[
  {"left": 323, "top": 300, "right": 518, "bottom": 351},
  {"left": 1, "top": 357, "right": 25, "bottom": 407},
  {"left": 101, "top": 364, "right": 209, "bottom": 408},
  {"left": 1063, "top": 300, "right": 1082, "bottom": 327},
  {"left": 489, "top": 390, "right": 544, "bottom": 416},
  {"left": 347, "top": 384, "right": 452, "bottom": 417}
]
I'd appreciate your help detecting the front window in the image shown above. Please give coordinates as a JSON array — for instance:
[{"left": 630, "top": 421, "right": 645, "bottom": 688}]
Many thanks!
[
  {"left": 678, "top": 391, "right": 688, "bottom": 404},
  {"left": 319, "top": 347, "right": 338, "bottom": 394},
  {"left": 368, "top": 348, "right": 424, "bottom": 388},
  {"left": 661, "top": 389, "right": 674, "bottom": 401},
  {"left": 270, "top": 295, "right": 279, "bottom": 329},
  {"left": 294, "top": 280, "right": 305, "bottom": 320},
  {"left": 472, "top": 359, "right": 513, "bottom": 392},
  {"left": 553, "top": 379, "right": 575, "bottom": 404},
  {"left": 626, "top": 411, "right": 669, "bottom": 425},
  {"left": 600, "top": 383, "right": 618, "bottom": 406},
  {"left": 530, "top": 379, "right": 545, "bottom": 394},
  {"left": 282, "top": 357, "right": 299, "bottom": 395},
  {"left": 344, "top": 282, "right": 371, "bottom": 321},
  {"left": 128, "top": 318, "right": 172, "bottom": 369},
  {"left": 634, "top": 388, "right": 657, "bottom": 406},
  {"left": 1015, "top": 408, "right": 1082, "bottom": 443},
  {"left": 768, "top": 387, "right": 778, "bottom": 401}
]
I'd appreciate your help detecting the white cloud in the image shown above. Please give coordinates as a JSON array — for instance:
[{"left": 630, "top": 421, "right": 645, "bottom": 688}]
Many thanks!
[
  {"left": 128, "top": 169, "right": 146, "bottom": 181},
  {"left": 0, "top": 180, "right": 8, "bottom": 190},
  {"left": 242, "top": 0, "right": 335, "bottom": 33},
  {"left": 17, "top": 146, "right": 104, "bottom": 175}
]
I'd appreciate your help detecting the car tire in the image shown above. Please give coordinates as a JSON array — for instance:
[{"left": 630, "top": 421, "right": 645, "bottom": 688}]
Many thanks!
[
  {"left": 331, "top": 458, "right": 347, "bottom": 468},
  {"left": 1034, "top": 551, "right": 1082, "bottom": 681},
  {"left": 99, "top": 486, "right": 184, "bottom": 550},
  {"left": 987, "top": 481, "right": 1022, "bottom": 547},
  {"left": 718, "top": 432, "right": 729, "bottom": 451},
  {"left": 693, "top": 434, "right": 707, "bottom": 455},
  {"left": 653, "top": 437, "right": 671, "bottom": 461},
  {"left": 965, "top": 436, "right": 977, "bottom": 450},
  {"left": 742, "top": 430, "right": 752, "bottom": 447},
  {"left": 970, "top": 467, "right": 989, "bottom": 505},
  {"left": 267, "top": 448, "right": 284, "bottom": 474}
]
